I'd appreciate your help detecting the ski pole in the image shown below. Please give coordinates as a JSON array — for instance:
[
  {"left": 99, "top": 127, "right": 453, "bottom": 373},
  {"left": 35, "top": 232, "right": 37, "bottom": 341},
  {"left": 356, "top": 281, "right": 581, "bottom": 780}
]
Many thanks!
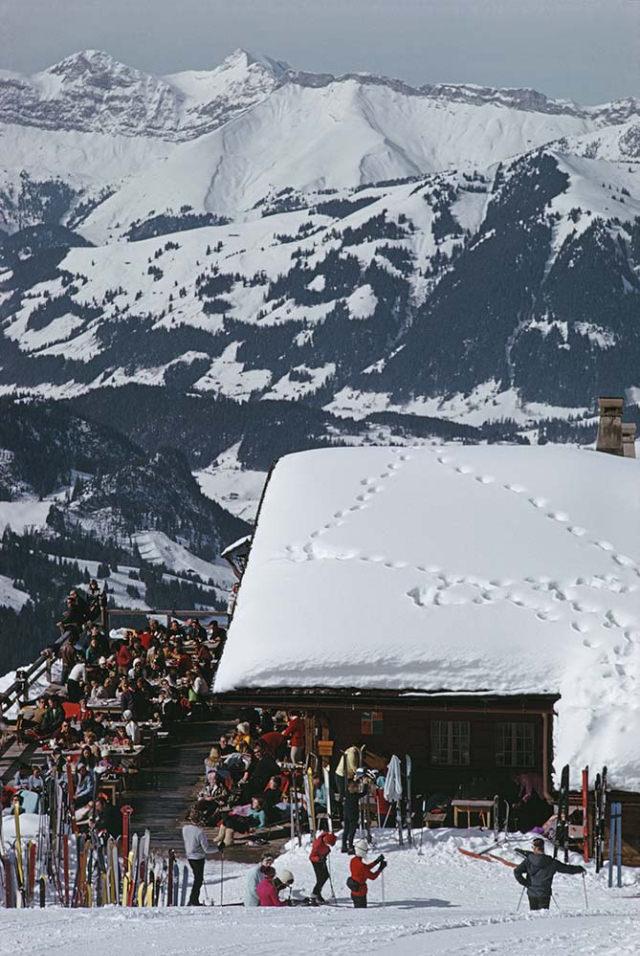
[
  {"left": 582, "top": 873, "right": 588, "bottom": 909},
  {"left": 616, "top": 803, "right": 622, "bottom": 889},
  {"left": 516, "top": 886, "right": 526, "bottom": 912},
  {"left": 551, "top": 892, "right": 560, "bottom": 910},
  {"left": 327, "top": 856, "right": 337, "bottom": 902},
  {"left": 380, "top": 867, "right": 385, "bottom": 907},
  {"left": 608, "top": 803, "right": 615, "bottom": 889},
  {"left": 219, "top": 848, "right": 224, "bottom": 906}
]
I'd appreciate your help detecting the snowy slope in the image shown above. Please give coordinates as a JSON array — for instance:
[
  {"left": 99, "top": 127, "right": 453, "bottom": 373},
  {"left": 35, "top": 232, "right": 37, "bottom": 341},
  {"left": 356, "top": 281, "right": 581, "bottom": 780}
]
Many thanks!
[
  {"left": 78, "top": 79, "right": 597, "bottom": 237},
  {"left": 5, "top": 147, "right": 638, "bottom": 425},
  {"left": 215, "top": 445, "right": 640, "bottom": 789},
  {"left": 132, "top": 529, "right": 235, "bottom": 589},
  {"left": 1, "top": 51, "right": 640, "bottom": 421},
  {"left": 3, "top": 48, "right": 633, "bottom": 237},
  {"left": 1, "top": 829, "right": 639, "bottom": 954},
  {"left": 0, "top": 573, "right": 30, "bottom": 610}
]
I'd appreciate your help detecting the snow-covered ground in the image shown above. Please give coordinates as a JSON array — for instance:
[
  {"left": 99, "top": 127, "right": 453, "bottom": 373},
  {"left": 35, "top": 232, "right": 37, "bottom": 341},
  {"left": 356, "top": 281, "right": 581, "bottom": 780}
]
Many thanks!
[
  {"left": 196, "top": 443, "right": 268, "bottom": 521},
  {"left": 0, "top": 573, "right": 31, "bottom": 610},
  {"left": 131, "top": 529, "right": 235, "bottom": 589},
  {"left": 0, "top": 498, "right": 54, "bottom": 534},
  {"left": 1, "top": 828, "right": 639, "bottom": 954}
]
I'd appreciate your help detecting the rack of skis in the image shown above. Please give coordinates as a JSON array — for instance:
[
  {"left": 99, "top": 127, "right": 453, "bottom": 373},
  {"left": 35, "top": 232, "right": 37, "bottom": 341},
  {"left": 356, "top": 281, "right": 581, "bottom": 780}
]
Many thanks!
[
  {"left": 0, "top": 780, "right": 194, "bottom": 908},
  {"left": 553, "top": 764, "right": 621, "bottom": 879}
]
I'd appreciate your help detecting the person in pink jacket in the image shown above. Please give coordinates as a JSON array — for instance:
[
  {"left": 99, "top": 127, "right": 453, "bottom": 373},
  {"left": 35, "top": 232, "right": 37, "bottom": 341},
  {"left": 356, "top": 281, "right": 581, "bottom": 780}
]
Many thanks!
[
  {"left": 257, "top": 867, "right": 294, "bottom": 906},
  {"left": 256, "top": 868, "right": 282, "bottom": 906}
]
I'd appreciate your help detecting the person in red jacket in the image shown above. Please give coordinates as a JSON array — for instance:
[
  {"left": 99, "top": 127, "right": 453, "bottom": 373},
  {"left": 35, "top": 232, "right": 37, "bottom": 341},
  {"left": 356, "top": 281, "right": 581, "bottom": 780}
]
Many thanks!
[
  {"left": 116, "top": 641, "right": 133, "bottom": 675},
  {"left": 309, "top": 826, "right": 337, "bottom": 902},
  {"left": 349, "top": 839, "right": 386, "bottom": 908},
  {"left": 282, "top": 710, "right": 305, "bottom": 764}
]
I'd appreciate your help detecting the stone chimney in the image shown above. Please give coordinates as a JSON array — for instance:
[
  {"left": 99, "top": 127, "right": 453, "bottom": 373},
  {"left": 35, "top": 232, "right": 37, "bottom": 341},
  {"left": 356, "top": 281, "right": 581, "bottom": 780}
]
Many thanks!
[
  {"left": 596, "top": 397, "right": 624, "bottom": 455},
  {"left": 622, "top": 423, "right": 637, "bottom": 459}
]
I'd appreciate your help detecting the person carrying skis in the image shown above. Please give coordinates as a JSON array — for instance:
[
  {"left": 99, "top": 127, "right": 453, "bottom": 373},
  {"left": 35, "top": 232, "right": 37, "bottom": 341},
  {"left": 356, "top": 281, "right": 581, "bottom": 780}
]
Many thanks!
[
  {"left": 348, "top": 839, "right": 386, "bottom": 908},
  {"left": 514, "top": 837, "right": 585, "bottom": 910},
  {"left": 244, "top": 851, "right": 275, "bottom": 906},
  {"left": 309, "top": 824, "right": 337, "bottom": 902},
  {"left": 182, "top": 808, "right": 217, "bottom": 905}
]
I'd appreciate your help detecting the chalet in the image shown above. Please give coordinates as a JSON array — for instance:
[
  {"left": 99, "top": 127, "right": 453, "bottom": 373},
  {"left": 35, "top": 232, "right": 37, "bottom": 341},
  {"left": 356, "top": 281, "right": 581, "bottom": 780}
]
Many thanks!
[{"left": 213, "top": 440, "right": 640, "bottom": 850}]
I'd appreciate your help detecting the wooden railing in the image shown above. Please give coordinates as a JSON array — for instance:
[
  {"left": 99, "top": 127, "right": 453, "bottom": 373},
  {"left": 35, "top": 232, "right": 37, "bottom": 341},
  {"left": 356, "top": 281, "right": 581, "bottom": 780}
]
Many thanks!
[{"left": 0, "top": 654, "right": 50, "bottom": 718}]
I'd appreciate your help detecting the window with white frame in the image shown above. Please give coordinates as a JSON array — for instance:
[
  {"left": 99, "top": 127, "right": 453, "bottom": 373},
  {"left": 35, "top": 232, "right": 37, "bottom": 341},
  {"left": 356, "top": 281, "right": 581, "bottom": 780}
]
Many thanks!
[
  {"left": 495, "top": 722, "right": 535, "bottom": 767},
  {"left": 430, "top": 720, "right": 470, "bottom": 765}
]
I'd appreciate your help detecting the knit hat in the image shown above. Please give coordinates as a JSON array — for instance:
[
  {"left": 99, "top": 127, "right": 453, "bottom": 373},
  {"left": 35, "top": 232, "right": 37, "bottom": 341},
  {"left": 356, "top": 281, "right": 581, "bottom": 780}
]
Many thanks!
[{"left": 354, "top": 839, "right": 369, "bottom": 858}]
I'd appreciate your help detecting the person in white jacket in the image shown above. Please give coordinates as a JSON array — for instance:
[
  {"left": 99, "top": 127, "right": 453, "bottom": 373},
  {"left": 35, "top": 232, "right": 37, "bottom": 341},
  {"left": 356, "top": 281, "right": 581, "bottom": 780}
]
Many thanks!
[
  {"left": 244, "top": 851, "right": 275, "bottom": 907},
  {"left": 122, "top": 710, "right": 141, "bottom": 745},
  {"left": 182, "top": 809, "right": 217, "bottom": 905}
]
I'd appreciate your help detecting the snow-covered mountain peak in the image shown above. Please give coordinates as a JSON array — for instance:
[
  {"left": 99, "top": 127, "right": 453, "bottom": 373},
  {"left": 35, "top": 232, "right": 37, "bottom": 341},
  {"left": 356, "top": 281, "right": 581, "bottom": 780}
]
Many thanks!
[
  {"left": 47, "top": 48, "right": 131, "bottom": 77},
  {"left": 220, "top": 48, "right": 291, "bottom": 77},
  {"left": 166, "top": 48, "right": 289, "bottom": 138},
  {"left": 0, "top": 49, "right": 182, "bottom": 138},
  {"left": 588, "top": 95, "right": 640, "bottom": 126}
]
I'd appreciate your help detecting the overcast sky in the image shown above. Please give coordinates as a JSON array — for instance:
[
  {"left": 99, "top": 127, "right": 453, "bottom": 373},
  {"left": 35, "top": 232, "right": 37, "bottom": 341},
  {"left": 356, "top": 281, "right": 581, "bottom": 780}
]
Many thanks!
[{"left": 1, "top": 0, "right": 638, "bottom": 104}]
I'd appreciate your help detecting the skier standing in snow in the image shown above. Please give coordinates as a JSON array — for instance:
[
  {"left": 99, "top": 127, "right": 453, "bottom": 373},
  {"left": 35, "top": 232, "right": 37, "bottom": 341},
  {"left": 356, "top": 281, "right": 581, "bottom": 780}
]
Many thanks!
[
  {"left": 348, "top": 839, "right": 386, "bottom": 908},
  {"left": 182, "top": 808, "right": 217, "bottom": 905},
  {"left": 514, "top": 837, "right": 585, "bottom": 910},
  {"left": 309, "top": 824, "right": 337, "bottom": 902}
]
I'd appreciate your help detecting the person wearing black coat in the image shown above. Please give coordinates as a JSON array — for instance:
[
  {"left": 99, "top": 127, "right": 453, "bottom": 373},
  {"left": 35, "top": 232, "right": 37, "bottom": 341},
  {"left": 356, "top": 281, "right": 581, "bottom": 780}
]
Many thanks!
[
  {"left": 514, "top": 837, "right": 585, "bottom": 909},
  {"left": 240, "top": 744, "right": 280, "bottom": 801},
  {"left": 92, "top": 796, "right": 123, "bottom": 839},
  {"left": 341, "top": 781, "right": 360, "bottom": 854}
]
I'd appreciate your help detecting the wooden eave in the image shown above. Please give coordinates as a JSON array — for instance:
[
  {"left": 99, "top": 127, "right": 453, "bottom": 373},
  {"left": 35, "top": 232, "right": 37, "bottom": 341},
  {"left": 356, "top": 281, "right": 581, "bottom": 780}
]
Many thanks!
[{"left": 214, "top": 686, "right": 559, "bottom": 714}]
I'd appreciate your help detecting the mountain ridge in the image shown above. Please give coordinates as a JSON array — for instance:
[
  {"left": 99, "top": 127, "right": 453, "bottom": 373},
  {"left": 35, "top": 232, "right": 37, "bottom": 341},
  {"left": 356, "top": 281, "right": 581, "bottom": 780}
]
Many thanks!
[{"left": 1, "top": 48, "right": 638, "bottom": 144}]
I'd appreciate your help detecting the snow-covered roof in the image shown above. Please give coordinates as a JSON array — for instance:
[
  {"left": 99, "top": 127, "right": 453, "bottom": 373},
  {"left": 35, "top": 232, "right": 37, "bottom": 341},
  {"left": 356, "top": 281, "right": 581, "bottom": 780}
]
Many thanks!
[{"left": 214, "top": 444, "right": 640, "bottom": 788}]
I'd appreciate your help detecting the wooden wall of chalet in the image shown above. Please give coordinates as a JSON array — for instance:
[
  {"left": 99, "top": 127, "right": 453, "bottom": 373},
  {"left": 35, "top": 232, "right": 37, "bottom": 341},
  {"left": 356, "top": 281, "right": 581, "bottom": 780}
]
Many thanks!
[
  {"left": 606, "top": 791, "right": 640, "bottom": 865},
  {"left": 319, "top": 704, "right": 550, "bottom": 795}
]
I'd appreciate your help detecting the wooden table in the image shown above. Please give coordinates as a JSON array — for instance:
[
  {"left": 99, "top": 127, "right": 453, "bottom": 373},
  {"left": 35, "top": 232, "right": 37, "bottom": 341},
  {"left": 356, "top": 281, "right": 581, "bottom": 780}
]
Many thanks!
[{"left": 451, "top": 798, "right": 494, "bottom": 829}]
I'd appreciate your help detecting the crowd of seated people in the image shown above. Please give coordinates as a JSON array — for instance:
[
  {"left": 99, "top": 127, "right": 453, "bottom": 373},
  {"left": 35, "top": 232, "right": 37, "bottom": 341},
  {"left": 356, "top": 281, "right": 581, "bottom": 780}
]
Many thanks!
[
  {"left": 7, "top": 581, "right": 229, "bottom": 845},
  {"left": 192, "top": 707, "right": 328, "bottom": 848}
]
